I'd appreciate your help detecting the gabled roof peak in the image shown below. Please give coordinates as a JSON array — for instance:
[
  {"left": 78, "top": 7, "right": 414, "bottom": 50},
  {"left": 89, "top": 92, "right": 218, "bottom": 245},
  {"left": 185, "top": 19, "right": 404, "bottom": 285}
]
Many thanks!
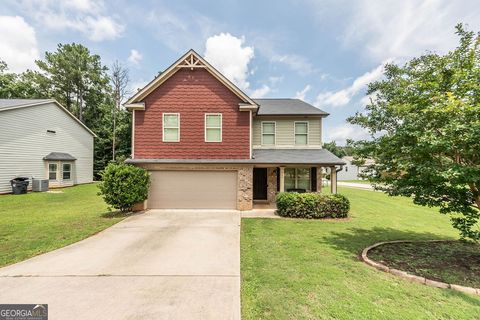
[{"left": 125, "top": 49, "right": 258, "bottom": 109}]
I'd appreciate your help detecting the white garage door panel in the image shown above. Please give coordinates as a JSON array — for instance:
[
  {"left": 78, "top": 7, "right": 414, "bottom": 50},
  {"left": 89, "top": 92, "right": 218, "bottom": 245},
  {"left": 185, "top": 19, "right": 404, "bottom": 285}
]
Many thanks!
[{"left": 148, "top": 171, "right": 237, "bottom": 209}]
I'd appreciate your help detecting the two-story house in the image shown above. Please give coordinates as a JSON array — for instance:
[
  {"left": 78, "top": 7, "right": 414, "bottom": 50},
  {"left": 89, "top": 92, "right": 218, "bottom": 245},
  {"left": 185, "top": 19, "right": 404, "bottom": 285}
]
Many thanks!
[{"left": 125, "top": 50, "right": 344, "bottom": 210}]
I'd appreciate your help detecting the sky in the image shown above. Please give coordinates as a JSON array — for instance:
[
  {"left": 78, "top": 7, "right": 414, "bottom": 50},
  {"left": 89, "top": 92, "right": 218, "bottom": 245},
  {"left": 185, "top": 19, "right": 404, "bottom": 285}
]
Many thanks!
[{"left": 1, "top": 0, "right": 479, "bottom": 144}]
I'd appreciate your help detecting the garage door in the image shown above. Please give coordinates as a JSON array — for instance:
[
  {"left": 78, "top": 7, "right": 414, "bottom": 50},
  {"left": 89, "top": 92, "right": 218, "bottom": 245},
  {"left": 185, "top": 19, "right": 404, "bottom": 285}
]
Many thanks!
[{"left": 148, "top": 170, "right": 237, "bottom": 209}]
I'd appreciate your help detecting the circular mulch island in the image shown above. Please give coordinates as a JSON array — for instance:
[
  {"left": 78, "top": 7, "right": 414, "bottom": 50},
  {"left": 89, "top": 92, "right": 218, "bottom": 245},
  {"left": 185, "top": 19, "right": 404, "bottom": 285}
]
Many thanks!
[{"left": 361, "top": 240, "right": 480, "bottom": 295}]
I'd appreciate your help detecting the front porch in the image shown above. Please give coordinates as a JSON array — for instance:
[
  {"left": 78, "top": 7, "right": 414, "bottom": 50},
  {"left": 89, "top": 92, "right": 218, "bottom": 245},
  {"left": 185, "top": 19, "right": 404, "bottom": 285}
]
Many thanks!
[{"left": 252, "top": 165, "right": 340, "bottom": 206}]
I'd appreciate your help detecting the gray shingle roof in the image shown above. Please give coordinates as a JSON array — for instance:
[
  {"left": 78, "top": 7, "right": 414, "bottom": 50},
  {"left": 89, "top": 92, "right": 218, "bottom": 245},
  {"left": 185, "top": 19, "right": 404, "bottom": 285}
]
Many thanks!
[
  {"left": 252, "top": 149, "right": 344, "bottom": 165},
  {"left": 254, "top": 99, "right": 329, "bottom": 116},
  {"left": 0, "top": 99, "right": 52, "bottom": 110},
  {"left": 43, "top": 152, "right": 77, "bottom": 161},
  {"left": 125, "top": 149, "right": 344, "bottom": 165}
]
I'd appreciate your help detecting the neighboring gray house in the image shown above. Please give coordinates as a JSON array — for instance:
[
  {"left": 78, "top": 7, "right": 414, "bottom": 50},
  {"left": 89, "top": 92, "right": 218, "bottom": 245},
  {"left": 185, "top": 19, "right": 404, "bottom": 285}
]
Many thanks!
[
  {"left": 0, "top": 99, "right": 95, "bottom": 193},
  {"left": 337, "top": 156, "right": 375, "bottom": 181}
]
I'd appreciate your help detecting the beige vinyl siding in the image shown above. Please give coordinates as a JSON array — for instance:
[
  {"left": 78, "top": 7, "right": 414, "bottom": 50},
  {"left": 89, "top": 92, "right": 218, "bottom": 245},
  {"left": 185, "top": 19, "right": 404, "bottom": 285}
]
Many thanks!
[
  {"left": 253, "top": 116, "right": 322, "bottom": 148},
  {"left": 0, "top": 102, "right": 94, "bottom": 193}
]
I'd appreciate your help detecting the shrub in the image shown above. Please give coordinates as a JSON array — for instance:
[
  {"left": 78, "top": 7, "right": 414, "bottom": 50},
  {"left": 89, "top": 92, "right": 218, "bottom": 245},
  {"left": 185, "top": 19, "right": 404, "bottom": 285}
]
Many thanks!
[
  {"left": 276, "top": 192, "right": 350, "bottom": 219},
  {"left": 98, "top": 163, "right": 150, "bottom": 213}
]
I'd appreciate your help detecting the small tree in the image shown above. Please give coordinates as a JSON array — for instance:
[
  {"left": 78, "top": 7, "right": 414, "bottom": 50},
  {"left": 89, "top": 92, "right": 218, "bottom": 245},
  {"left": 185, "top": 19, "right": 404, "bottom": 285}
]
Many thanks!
[
  {"left": 98, "top": 163, "right": 150, "bottom": 213},
  {"left": 348, "top": 24, "right": 480, "bottom": 241}
]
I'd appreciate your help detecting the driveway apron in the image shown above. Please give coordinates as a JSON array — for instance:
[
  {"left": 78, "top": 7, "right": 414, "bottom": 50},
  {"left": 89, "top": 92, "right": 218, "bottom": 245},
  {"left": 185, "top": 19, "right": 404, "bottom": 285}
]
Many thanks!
[{"left": 0, "top": 210, "right": 240, "bottom": 320}]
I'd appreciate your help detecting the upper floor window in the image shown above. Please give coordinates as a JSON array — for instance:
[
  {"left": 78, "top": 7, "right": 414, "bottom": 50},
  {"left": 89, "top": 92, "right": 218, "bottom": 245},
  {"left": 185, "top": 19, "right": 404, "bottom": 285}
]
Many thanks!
[
  {"left": 205, "top": 114, "right": 222, "bottom": 142},
  {"left": 163, "top": 113, "right": 180, "bottom": 142},
  {"left": 261, "top": 122, "right": 276, "bottom": 145},
  {"left": 294, "top": 121, "right": 308, "bottom": 145}
]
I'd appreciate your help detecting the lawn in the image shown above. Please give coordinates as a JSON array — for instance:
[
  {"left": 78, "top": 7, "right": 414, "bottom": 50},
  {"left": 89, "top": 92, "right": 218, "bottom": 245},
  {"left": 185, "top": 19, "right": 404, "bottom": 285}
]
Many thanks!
[
  {"left": 339, "top": 180, "right": 373, "bottom": 184},
  {"left": 0, "top": 183, "right": 124, "bottom": 267},
  {"left": 241, "top": 187, "right": 480, "bottom": 320}
]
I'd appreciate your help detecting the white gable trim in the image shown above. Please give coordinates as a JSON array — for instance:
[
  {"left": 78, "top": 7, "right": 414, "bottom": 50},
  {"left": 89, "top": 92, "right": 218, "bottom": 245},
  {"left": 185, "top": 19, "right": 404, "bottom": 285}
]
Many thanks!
[{"left": 125, "top": 49, "right": 258, "bottom": 109}]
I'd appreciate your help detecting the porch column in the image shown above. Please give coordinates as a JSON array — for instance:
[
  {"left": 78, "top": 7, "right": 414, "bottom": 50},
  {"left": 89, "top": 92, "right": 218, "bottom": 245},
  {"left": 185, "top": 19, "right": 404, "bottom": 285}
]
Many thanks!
[
  {"left": 279, "top": 166, "right": 285, "bottom": 192},
  {"left": 317, "top": 166, "right": 322, "bottom": 193},
  {"left": 330, "top": 167, "right": 337, "bottom": 194}
]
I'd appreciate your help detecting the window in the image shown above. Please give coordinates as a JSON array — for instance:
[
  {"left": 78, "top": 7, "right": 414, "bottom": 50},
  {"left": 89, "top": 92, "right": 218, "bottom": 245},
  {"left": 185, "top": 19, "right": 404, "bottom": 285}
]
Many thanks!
[
  {"left": 294, "top": 121, "right": 308, "bottom": 145},
  {"left": 163, "top": 113, "right": 180, "bottom": 142},
  {"left": 49, "top": 163, "right": 57, "bottom": 180},
  {"left": 62, "top": 163, "right": 72, "bottom": 180},
  {"left": 284, "top": 168, "right": 311, "bottom": 191},
  {"left": 261, "top": 122, "right": 276, "bottom": 145},
  {"left": 205, "top": 114, "right": 222, "bottom": 142}
]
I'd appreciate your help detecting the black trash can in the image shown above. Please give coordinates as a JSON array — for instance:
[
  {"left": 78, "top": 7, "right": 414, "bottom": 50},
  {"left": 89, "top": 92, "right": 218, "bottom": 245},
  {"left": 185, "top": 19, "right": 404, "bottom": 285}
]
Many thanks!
[{"left": 10, "top": 177, "right": 29, "bottom": 195}]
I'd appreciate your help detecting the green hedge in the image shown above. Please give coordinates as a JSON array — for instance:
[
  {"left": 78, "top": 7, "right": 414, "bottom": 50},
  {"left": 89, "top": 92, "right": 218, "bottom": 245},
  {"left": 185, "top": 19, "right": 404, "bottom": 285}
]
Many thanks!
[{"left": 276, "top": 192, "right": 350, "bottom": 219}]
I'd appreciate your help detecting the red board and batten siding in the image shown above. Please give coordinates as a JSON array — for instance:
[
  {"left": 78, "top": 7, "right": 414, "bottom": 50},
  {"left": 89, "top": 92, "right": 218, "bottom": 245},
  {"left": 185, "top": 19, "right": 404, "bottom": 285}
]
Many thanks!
[{"left": 133, "top": 68, "right": 251, "bottom": 159}]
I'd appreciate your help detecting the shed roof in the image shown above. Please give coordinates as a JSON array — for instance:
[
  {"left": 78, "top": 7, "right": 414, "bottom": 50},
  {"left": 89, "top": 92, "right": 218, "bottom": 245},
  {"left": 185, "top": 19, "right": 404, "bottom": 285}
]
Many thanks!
[
  {"left": 43, "top": 152, "right": 77, "bottom": 161},
  {"left": 254, "top": 99, "right": 329, "bottom": 116}
]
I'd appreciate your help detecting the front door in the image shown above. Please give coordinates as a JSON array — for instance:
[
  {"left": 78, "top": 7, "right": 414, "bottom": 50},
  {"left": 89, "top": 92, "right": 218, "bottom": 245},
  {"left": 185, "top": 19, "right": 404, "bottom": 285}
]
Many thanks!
[{"left": 253, "top": 168, "right": 268, "bottom": 200}]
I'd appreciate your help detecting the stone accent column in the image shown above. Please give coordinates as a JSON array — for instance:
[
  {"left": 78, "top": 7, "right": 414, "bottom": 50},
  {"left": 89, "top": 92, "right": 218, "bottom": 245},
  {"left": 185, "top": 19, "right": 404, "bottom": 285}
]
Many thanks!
[
  {"left": 279, "top": 166, "right": 285, "bottom": 192},
  {"left": 237, "top": 167, "right": 253, "bottom": 210},
  {"left": 267, "top": 168, "right": 277, "bottom": 203},
  {"left": 330, "top": 167, "right": 337, "bottom": 194}
]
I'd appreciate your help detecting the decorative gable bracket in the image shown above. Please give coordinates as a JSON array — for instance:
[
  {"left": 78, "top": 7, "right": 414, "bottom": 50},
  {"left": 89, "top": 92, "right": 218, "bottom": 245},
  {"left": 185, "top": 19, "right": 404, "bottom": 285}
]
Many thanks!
[{"left": 177, "top": 53, "right": 207, "bottom": 70}]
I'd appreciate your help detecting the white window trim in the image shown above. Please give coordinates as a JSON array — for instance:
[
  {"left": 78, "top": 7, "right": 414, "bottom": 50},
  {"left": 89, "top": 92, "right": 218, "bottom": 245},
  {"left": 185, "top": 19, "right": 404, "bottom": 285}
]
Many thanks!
[
  {"left": 261, "top": 121, "right": 276, "bottom": 146},
  {"left": 48, "top": 162, "right": 58, "bottom": 181},
  {"left": 205, "top": 113, "right": 222, "bottom": 142},
  {"left": 285, "top": 167, "right": 311, "bottom": 191},
  {"left": 294, "top": 121, "right": 309, "bottom": 145},
  {"left": 62, "top": 162, "right": 72, "bottom": 181},
  {"left": 162, "top": 113, "right": 180, "bottom": 142}
]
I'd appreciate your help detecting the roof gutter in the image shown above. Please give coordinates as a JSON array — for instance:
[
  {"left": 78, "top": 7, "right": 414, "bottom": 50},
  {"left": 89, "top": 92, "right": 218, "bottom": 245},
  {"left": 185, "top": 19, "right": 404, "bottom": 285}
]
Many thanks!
[{"left": 125, "top": 102, "right": 145, "bottom": 111}]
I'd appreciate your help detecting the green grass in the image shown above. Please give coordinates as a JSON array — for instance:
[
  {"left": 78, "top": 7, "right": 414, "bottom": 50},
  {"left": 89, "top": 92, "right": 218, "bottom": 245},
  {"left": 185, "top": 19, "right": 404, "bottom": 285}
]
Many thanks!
[
  {"left": 368, "top": 241, "right": 480, "bottom": 288},
  {"left": 0, "top": 183, "right": 124, "bottom": 267},
  {"left": 241, "top": 187, "right": 480, "bottom": 320}
]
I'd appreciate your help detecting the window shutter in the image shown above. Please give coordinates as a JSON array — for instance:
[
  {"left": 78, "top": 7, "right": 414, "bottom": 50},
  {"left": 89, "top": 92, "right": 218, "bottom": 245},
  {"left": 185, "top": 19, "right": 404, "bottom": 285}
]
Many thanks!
[
  {"left": 311, "top": 167, "right": 317, "bottom": 192},
  {"left": 276, "top": 168, "right": 280, "bottom": 192}
]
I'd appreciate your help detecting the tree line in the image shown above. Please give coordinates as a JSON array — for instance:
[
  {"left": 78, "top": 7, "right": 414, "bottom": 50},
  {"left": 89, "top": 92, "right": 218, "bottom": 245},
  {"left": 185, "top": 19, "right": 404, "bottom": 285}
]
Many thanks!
[{"left": 0, "top": 43, "right": 131, "bottom": 178}]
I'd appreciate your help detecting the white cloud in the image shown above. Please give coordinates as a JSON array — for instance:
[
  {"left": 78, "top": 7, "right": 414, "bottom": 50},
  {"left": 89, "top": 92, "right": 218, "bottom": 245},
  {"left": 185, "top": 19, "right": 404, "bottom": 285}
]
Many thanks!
[
  {"left": 0, "top": 16, "right": 39, "bottom": 72},
  {"left": 128, "top": 49, "right": 142, "bottom": 65},
  {"left": 15, "top": 0, "right": 124, "bottom": 41},
  {"left": 295, "top": 85, "right": 311, "bottom": 100},
  {"left": 204, "top": 33, "right": 254, "bottom": 90},
  {"left": 130, "top": 79, "right": 148, "bottom": 93},
  {"left": 324, "top": 124, "right": 370, "bottom": 145},
  {"left": 271, "top": 54, "right": 315, "bottom": 76},
  {"left": 340, "top": 0, "right": 480, "bottom": 61},
  {"left": 250, "top": 85, "right": 271, "bottom": 98},
  {"left": 315, "top": 62, "right": 386, "bottom": 108}
]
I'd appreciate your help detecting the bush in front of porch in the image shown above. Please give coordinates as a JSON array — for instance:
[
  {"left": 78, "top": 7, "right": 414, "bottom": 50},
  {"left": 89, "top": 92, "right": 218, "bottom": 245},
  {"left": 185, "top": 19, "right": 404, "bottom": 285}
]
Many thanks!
[{"left": 276, "top": 192, "right": 350, "bottom": 218}]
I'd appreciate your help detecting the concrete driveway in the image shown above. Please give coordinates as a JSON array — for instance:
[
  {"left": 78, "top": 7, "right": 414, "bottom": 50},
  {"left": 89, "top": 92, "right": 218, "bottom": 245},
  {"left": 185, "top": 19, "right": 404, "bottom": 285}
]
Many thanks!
[{"left": 0, "top": 210, "right": 240, "bottom": 319}]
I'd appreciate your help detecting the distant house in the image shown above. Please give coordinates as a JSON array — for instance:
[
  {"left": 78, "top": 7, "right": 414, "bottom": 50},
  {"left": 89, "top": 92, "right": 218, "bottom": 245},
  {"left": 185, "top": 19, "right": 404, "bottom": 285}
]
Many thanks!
[
  {"left": 337, "top": 156, "right": 375, "bottom": 181},
  {"left": 0, "top": 99, "right": 95, "bottom": 193}
]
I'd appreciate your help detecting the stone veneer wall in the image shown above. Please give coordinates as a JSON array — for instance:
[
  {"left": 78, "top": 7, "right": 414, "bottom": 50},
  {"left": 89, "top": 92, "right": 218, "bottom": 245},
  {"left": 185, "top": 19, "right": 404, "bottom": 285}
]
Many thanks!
[
  {"left": 267, "top": 167, "right": 278, "bottom": 203},
  {"left": 134, "top": 163, "right": 253, "bottom": 211}
]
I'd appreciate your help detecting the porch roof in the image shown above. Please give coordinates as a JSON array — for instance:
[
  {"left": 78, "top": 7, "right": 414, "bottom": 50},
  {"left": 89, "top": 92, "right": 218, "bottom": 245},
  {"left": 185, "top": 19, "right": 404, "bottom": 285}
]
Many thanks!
[{"left": 125, "top": 149, "right": 344, "bottom": 166}]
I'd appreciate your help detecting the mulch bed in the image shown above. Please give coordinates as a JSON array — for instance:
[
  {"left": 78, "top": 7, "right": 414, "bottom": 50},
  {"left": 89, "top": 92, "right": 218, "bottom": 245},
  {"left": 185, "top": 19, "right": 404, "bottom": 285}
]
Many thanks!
[{"left": 367, "top": 240, "right": 480, "bottom": 288}]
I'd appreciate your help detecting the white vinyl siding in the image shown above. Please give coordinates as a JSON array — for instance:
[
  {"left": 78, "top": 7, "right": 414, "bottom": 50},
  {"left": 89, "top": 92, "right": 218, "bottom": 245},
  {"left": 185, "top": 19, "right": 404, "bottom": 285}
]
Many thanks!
[
  {"left": 261, "top": 121, "right": 276, "bottom": 145},
  {"left": 0, "top": 102, "right": 94, "bottom": 193},
  {"left": 252, "top": 116, "right": 322, "bottom": 148},
  {"left": 163, "top": 113, "right": 180, "bottom": 142},
  {"left": 205, "top": 114, "right": 222, "bottom": 142}
]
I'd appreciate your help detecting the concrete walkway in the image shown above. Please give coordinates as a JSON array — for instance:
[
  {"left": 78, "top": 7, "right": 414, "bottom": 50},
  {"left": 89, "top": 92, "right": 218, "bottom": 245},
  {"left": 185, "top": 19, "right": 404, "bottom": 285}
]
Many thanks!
[
  {"left": 0, "top": 210, "right": 240, "bottom": 320},
  {"left": 338, "top": 181, "right": 375, "bottom": 190}
]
